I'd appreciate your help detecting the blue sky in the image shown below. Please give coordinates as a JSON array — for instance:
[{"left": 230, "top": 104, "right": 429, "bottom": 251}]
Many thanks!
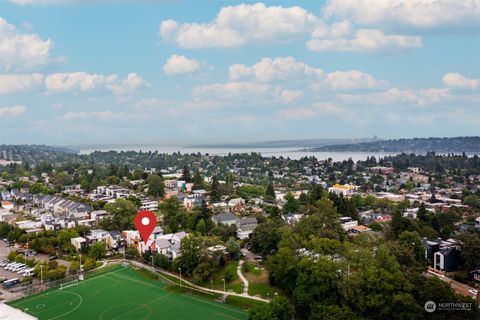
[{"left": 0, "top": 0, "right": 479, "bottom": 146}]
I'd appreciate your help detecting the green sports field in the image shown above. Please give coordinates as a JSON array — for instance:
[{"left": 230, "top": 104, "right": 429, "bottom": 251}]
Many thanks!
[{"left": 8, "top": 265, "right": 248, "bottom": 320}]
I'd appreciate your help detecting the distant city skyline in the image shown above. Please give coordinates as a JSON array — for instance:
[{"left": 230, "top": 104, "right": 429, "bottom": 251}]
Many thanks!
[{"left": 1, "top": 1, "right": 479, "bottom": 145}]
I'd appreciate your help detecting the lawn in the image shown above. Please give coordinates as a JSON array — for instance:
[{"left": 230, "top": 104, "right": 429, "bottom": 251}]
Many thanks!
[
  {"left": 242, "top": 261, "right": 281, "bottom": 299},
  {"left": 201, "top": 260, "right": 243, "bottom": 293},
  {"left": 8, "top": 264, "right": 247, "bottom": 320}
]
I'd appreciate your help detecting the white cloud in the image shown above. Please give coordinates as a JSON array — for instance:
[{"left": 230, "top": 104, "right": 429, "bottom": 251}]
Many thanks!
[
  {"left": 57, "top": 111, "right": 126, "bottom": 121},
  {"left": 163, "top": 54, "right": 200, "bottom": 75},
  {"left": 45, "top": 72, "right": 117, "bottom": 93},
  {"left": 229, "top": 57, "right": 323, "bottom": 82},
  {"left": 51, "top": 103, "right": 63, "bottom": 110},
  {"left": 159, "top": 3, "right": 318, "bottom": 48},
  {"left": 0, "top": 17, "right": 55, "bottom": 71},
  {"left": 192, "top": 81, "right": 302, "bottom": 106},
  {"left": 340, "top": 87, "right": 451, "bottom": 106},
  {"left": 0, "top": 105, "right": 26, "bottom": 117},
  {"left": 0, "top": 73, "right": 43, "bottom": 94},
  {"left": 442, "top": 73, "right": 480, "bottom": 89},
  {"left": 307, "top": 27, "right": 422, "bottom": 52},
  {"left": 44, "top": 72, "right": 147, "bottom": 96},
  {"left": 106, "top": 73, "right": 148, "bottom": 96},
  {"left": 230, "top": 57, "right": 387, "bottom": 91},
  {"left": 323, "top": 0, "right": 480, "bottom": 30},
  {"left": 279, "top": 102, "right": 344, "bottom": 119},
  {"left": 314, "top": 70, "right": 388, "bottom": 90}
]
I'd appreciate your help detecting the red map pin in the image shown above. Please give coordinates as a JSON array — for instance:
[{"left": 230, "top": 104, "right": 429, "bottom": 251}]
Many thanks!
[{"left": 134, "top": 210, "right": 157, "bottom": 242}]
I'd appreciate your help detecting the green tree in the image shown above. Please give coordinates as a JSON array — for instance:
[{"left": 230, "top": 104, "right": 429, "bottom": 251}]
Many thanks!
[
  {"left": 147, "top": 174, "right": 165, "bottom": 197},
  {"left": 226, "top": 237, "right": 241, "bottom": 259},
  {"left": 88, "top": 241, "right": 106, "bottom": 260},
  {"left": 210, "top": 175, "right": 221, "bottom": 202},
  {"left": 101, "top": 199, "right": 137, "bottom": 231},
  {"left": 181, "top": 165, "right": 192, "bottom": 182},
  {"left": 265, "top": 181, "right": 275, "bottom": 200},
  {"left": 283, "top": 193, "right": 299, "bottom": 213}
]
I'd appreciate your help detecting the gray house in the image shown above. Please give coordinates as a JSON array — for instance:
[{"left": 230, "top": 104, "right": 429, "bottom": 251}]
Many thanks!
[{"left": 212, "top": 212, "right": 238, "bottom": 226}]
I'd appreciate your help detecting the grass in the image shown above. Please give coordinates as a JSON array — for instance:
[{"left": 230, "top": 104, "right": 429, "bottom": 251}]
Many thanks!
[
  {"left": 201, "top": 260, "right": 243, "bottom": 293},
  {"left": 8, "top": 264, "right": 247, "bottom": 320},
  {"left": 242, "top": 261, "right": 281, "bottom": 299}
]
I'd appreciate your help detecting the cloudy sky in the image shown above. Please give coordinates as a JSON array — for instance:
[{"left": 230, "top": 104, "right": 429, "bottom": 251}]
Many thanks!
[{"left": 0, "top": 0, "right": 479, "bottom": 146}]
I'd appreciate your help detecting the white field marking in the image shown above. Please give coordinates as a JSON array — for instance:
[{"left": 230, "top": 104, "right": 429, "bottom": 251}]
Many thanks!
[{"left": 47, "top": 291, "right": 83, "bottom": 320}]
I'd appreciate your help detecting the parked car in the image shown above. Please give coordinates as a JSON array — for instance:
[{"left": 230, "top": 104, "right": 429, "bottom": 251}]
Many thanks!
[
  {"left": 48, "top": 255, "right": 58, "bottom": 261},
  {"left": 6, "top": 263, "right": 21, "bottom": 270},
  {"left": 12, "top": 264, "right": 25, "bottom": 272},
  {"left": 2, "top": 278, "right": 20, "bottom": 289},
  {"left": 0, "top": 260, "right": 10, "bottom": 267}
]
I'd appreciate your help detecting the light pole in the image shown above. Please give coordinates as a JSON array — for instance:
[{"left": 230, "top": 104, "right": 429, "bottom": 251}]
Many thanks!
[
  {"left": 210, "top": 280, "right": 213, "bottom": 290},
  {"left": 178, "top": 268, "right": 182, "bottom": 286},
  {"left": 150, "top": 256, "right": 154, "bottom": 270},
  {"left": 222, "top": 278, "right": 225, "bottom": 292},
  {"left": 40, "top": 265, "right": 43, "bottom": 286}
]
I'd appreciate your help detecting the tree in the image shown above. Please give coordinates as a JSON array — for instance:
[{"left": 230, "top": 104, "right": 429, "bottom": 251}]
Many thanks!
[
  {"left": 192, "top": 171, "right": 205, "bottom": 190},
  {"left": 176, "top": 236, "right": 202, "bottom": 276},
  {"left": 417, "top": 203, "right": 428, "bottom": 223},
  {"left": 153, "top": 253, "right": 170, "bottom": 270},
  {"left": 265, "top": 181, "right": 275, "bottom": 200},
  {"left": 456, "top": 233, "right": 480, "bottom": 271},
  {"left": 89, "top": 241, "right": 106, "bottom": 260},
  {"left": 225, "top": 172, "right": 234, "bottom": 194},
  {"left": 101, "top": 199, "right": 137, "bottom": 231},
  {"left": 147, "top": 174, "right": 165, "bottom": 197},
  {"left": 226, "top": 237, "right": 241, "bottom": 259},
  {"left": 53, "top": 172, "right": 72, "bottom": 191},
  {"left": 250, "top": 221, "right": 283, "bottom": 256},
  {"left": 196, "top": 219, "right": 206, "bottom": 235},
  {"left": 210, "top": 175, "right": 221, "bottom": 202},
  {"left": 283, "top": 193, "right": 299, "bottom": 213},
  {"left": 248, "top": 296, "right": 294, "bottom": 320},
  {"left": 181, "top": 165, "right": 192, "bottom": 182}
]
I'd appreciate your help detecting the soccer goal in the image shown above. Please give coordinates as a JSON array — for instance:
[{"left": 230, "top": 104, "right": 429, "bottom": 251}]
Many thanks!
[{"left": 59, "top": 279, "right": 79, "bottom": 290}]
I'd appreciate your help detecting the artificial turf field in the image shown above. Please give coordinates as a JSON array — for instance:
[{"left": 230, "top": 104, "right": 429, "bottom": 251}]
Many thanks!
[{"left": 8, "top": 265, "right": 247, "bottom": 320}]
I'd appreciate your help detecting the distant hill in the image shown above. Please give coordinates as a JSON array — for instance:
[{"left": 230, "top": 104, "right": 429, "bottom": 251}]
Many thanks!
[
  {"left": 308, "top": 137, "right": 480, "bottom": 153},
  {"left": 190, "top": 137, "right": 380, "bottom": 148}
]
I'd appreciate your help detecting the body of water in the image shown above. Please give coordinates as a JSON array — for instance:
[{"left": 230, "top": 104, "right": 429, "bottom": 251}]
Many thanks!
[{"left": 77, "top": 146, "right": 395, "bottom": 162}]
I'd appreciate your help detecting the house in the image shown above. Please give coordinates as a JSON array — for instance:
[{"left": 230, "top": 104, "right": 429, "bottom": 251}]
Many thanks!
[
  {"left": 140, "top": 200, "right": 159, "bottom": 211},
  {"left": 228, "top": 198, "right": 244, "bottom": 208},
  {"left": 106, "top": 231, "right": 124, "bottom": 250},
  {"left": 86, "top": 229, "right": 110, "bottom": 245},
  {"left": 339, "top": 217, "right": 358, "bottom": 231},
  {"left": 147, "top": 231, "right": 187, "bottom": 259},
  {"left": 422, "top": 238, "right": 459, "bottom": 272},
  {"left": 1, "top": 201, "right": 14, "bottom": 210},
  {"left": 432, "top": 238, "right": 459, "bottom": 272},
  {"left": 282, "top": 213, "right": 303, "bottom": 225},
  {"left": 328, "top": 184, "right": 358, "bottom": 196},
  {"left": 71, "top": 237, "right": 87, "bottom": 251},
  {"left": 350, "top": 225, "right": 372, "bottom": 234},
  {"left": 212, "top": 212, "right": 238, "bottom": 226},
  {"left": 232, "top": 202, "right": 246, "bottom": 214},
  {"left": 236, "top": 217, "right": 258, "bottom": 240},
  {"left": 91, "top": 210, "right": 108, "bottom": 221}
]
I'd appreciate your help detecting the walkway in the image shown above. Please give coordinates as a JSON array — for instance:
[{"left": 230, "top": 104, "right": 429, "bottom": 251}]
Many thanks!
[{"left": 237, "top": 260, "right": 249, "bottom": 294}]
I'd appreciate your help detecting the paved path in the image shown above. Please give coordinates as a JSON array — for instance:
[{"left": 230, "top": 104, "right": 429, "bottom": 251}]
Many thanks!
[{"left": 237, "top": 260, "right": 249, "bottom": 294}]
